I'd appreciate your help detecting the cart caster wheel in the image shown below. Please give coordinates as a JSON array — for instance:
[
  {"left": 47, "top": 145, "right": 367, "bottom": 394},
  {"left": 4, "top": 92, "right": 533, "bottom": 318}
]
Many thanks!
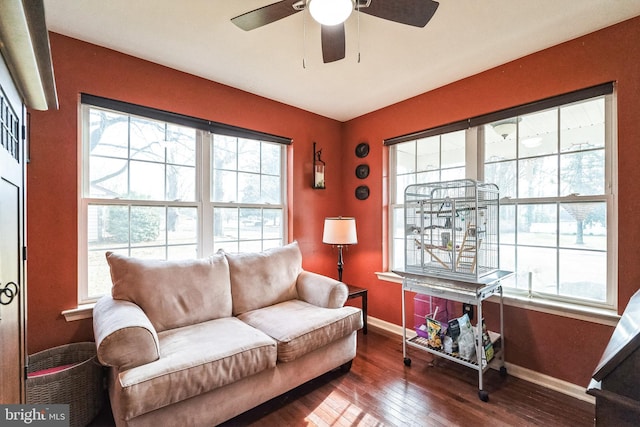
[
  {"left": 403, "top": 358, "right": 411, "bottom": 366},
  {"left": 499, "top": 366, "right": 508, "bottom": 377},
  {"left": 478, "top": 390, "right": 489, "bottom": 402}
]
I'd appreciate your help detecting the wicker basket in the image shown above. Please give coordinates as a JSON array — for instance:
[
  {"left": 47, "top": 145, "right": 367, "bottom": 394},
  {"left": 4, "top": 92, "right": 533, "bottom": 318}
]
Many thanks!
[{"left": 26, "top": 342, "right": 104, "bottom": 427}]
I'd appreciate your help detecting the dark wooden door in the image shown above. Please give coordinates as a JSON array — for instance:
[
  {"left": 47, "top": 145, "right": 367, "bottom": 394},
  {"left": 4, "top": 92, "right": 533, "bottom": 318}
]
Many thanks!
[{"left": 0, "top": 54, "right": 27, "bottom": 404}]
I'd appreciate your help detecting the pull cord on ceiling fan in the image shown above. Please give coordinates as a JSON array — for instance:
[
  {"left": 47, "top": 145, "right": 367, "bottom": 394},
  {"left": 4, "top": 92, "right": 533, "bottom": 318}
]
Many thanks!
[{"left": 231, "top": 0, "right": 440, "bottom": 64}]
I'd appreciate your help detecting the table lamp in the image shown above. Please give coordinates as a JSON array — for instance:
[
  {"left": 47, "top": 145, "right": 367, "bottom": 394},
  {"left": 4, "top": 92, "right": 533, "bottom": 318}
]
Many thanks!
[{"left": 322, "top": 217, "right": 358, "bottom": 282}]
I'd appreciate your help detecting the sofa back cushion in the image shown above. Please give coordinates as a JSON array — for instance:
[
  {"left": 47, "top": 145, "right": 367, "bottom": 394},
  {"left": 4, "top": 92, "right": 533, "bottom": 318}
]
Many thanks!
[
  {"left": 225, "top": 242, "right": 302, "bottom": 315},
  {"left": 106, "top": 252, "right": 232, "bottom": 332}
]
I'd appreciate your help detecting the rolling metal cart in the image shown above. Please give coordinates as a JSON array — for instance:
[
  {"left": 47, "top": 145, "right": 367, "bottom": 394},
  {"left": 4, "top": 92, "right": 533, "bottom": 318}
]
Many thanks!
[
  {"left": 396, "top": 270, "right": 512, "bottom": 402},
  {"left": 399, "top": 179, "right": 511, "bottom": 401}
]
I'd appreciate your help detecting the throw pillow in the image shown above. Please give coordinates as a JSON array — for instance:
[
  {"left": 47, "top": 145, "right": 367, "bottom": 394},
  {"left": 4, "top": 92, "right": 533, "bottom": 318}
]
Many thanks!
[
  {"left": 106, "top": 252, "right": 232, "bottom": 332},
  {"left": 225, "top": 242, "right": 302, "bottom": 315}
]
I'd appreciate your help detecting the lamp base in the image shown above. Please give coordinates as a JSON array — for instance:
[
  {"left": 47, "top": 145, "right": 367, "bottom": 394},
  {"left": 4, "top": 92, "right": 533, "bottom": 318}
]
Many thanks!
[{"left": 336, "top": 245, "right": 344, "bottom": 282}]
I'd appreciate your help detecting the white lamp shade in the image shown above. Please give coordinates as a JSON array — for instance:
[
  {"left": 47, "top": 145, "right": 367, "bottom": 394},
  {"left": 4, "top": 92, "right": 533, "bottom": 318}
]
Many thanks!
[
  {"left": 309, "top": 0, "right": 353, "bottom": 26},
  {"left": 323, "top": 217, "right": 358, "bottom": 245}
]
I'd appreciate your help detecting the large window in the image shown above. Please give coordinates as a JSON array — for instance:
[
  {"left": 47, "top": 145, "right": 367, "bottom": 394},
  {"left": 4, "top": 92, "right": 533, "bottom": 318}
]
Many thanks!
[
  {"left": 80, "top": 96, "right": 288, "bottom": 302},
  {"left": 388, "top": 84, "right": 615, "bottom": 309}
]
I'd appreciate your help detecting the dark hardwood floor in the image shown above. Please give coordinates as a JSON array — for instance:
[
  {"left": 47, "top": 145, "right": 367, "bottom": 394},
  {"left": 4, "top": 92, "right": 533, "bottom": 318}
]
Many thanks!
[{"left": 90, "top": 327, "right": 595, "bottom": 426}]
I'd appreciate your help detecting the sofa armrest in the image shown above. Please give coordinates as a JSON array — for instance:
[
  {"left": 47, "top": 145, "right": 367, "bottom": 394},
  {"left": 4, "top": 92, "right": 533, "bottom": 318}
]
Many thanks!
[
  {"left": 93, "top": 296, "right": 160, "bottom": 371},
  {"left": 296, "top": 271, "right": 348, "bottom": 308}
]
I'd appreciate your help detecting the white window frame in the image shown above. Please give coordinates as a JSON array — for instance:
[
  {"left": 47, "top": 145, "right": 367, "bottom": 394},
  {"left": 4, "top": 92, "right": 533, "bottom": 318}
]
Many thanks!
[
  {"left": 386, "top": 88, "right": 617, "bottom": 317},
  {"left": 78, "top": 100, "right": 288, "bottom": 304}
]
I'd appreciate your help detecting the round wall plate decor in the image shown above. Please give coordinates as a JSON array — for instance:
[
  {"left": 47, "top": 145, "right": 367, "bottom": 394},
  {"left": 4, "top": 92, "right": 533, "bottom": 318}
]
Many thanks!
[
  {"left": 355, "top": 185, "right": 370, "bottom": 200},
  {"left": 355, "top": 142, "right": 369, "bottom": 158},
  {"left": 355, "top": 164, "right": 369, "bottom": 179}
]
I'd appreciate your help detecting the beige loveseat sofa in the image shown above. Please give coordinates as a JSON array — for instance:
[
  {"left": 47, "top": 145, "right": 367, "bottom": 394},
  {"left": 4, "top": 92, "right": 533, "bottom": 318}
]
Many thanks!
[{"left": 92, "top": 242, "right": 362, "bottom": 427}]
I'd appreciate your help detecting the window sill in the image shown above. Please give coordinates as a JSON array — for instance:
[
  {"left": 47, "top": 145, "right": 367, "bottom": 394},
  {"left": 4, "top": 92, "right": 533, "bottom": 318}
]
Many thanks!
[
  {"left": 375, "top": 271, "right": 620, "bottom": 327},
  {"left": 61, "top": 303, "right": 95, "bottom": 322},
  {"left": 65, "top": 273, "right": 621, "bottom": 327}
]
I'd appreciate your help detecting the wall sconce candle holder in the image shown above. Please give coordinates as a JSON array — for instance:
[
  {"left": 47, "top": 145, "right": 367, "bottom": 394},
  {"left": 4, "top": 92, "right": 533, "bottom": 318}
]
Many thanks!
[{"left": 313, "top": 142, "right": 325, "bottom": 189}]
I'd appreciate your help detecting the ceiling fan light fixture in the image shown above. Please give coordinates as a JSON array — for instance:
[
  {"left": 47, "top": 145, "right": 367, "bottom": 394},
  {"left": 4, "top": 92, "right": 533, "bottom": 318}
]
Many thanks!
[{"left": 309, "top": 0, "right": 354, "bottom": 26}]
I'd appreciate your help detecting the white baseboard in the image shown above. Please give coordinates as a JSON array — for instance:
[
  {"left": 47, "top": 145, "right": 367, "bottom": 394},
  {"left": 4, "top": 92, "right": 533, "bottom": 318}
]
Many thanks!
[{"left": 367, "top": 316, "right": 595, "bottom": 404}]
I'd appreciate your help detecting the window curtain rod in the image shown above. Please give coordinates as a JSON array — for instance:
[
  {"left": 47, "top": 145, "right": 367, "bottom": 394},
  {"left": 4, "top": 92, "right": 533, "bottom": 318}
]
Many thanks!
[
  {"left": 81, "top": 93, "right": 293, "bottom": 145},
  {"left": 384, "top": 82, "right": 614, "bottom": 146}
]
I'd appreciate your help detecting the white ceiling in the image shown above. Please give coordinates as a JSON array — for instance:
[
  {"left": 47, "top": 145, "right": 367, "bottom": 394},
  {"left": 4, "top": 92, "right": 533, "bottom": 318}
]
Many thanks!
[{"left": 43, "top": 0, "right": 640, "bottom": 122}]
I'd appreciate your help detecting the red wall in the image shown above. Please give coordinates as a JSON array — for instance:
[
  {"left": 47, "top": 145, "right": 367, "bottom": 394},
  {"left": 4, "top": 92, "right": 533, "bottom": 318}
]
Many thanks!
[
  {"left": 341, "top": 16, "right": 640, "bottom": 386},
  {"left": 27, "top": 16, "right": 640, "bottom": 388}
]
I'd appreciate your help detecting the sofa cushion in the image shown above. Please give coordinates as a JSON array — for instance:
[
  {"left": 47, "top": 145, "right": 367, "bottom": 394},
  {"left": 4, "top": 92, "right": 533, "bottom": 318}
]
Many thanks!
[
  {"left": 106, "top": 252, "right": 232, "bottom": 332},
  {"left": 115, "top": 317, "right": 277, "bottom": 420},
  {"left": 238, "top": 299, "right": 362, "bottom": 363},
  {"left": 225, "top": 242, "right": 302, "bottom": 315}
]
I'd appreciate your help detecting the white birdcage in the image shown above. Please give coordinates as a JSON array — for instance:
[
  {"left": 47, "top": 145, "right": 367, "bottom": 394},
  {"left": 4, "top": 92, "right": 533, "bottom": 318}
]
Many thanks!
[{"left": 404, "top": 179, "right": 500, "bottom": 282}]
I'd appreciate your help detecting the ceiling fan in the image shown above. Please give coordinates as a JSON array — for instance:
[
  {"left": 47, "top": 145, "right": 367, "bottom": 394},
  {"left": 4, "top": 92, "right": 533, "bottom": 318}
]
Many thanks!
[{"left": 231, "top": 0, "right": 440, "bottom": 63}]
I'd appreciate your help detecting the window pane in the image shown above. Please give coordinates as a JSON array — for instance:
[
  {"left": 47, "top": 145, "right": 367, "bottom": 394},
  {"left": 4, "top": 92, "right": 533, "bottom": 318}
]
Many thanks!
[
  {"left": 87, "top": 249, "right": 115, "bottom": 298},
  {"left": 485, "top": 160, "right": 516, "bottom": 199},
  {"left": 130, "top": 246, "right": 166, "bottom": 259},
  {"left": 396, "top": 173, "right": 415, "bottom": 203},
  {"left": 263, "top": 209, "right": 283, "bottom": 240},
  {"left": 559, "top": 202, "right": 606, "bottom": 250},
  {"left": 167, "top": 165, "right": 196, "bottom": 201},
  {"left": 441, "top": 131, "right": 465, "bottom": 169},
  {"left": 500, "top": 205, "right": 516, "bottom": 244},
  {"left": 239, "top": 208, "right": 262, "bottom": 240},
  {"left": 416, "top": 171, "right": 439, "bottom": 185},
  {"left": 559, "top": 249, "right": 606, "bottom": 302},
  {"left": 238, "top": 172, "right": 260, "bottom": 203},
  {"left": 499, "top": 244, "right": 516, "bottom": 288},
  {"left": 440, "top": 167, "right": 465, "bottom": 181},
  {"left": 214, "top": 207, "right": 238, "bottom": 242},
  {"left": 262, "top": 239, "right": 281, "bottom": 250},
  {"left": 517, "top": 204, "right": 557, "bottom": 247},
  {"left": 130, "top": 160, "right": 165, "bottom": 200},
  {"left": 130, "top": 117, "right": 165, "bottom": 162},
  {"left": 213, "top": 170, "right": 237, "bottom": 202},
  {"left": 88, "top": 109, "right": 128, "bottom": 158},
  {"left": 104, "top": 205, "right": 130, "bottom": 245},
  {"left": 416, "top": 136, "right": 439, "bottom": 172},
  {"left": 561, "top": 98, "right": 605, "bottom": 153},
  {"left": 168, "top": 245, "right": 198, "bottom": 259},
  {"left": 166, "top": 124, "right": 196, "bottom": 166},
  {"left": 168, "top": 207, "right": 198, "bottom": 246},
  {"left": 130, "top": 206, "right": 164, "bottom": 246},
  {"left": 519, "top": 109, "right": 558, "bottom": 158},
  {"left": 239, "top": 240, "right": 263, "bottom": 252},
  {"left": 238, "top": 138, "right": 260, "bottom": 173},
  {"left": 396, "top": 141, "right": 416, "bottom": 174},
  {"left": 517, "top": 246, "right": 557, "bottom": 294},
  {"left": 485, "top": 124, "right": 516, "bottom": 161},
  {"left": 560, "top": 150, "right": 604, "bottom": 196},
  {"left": 518, "top": 156, "right": 558, "bottom": 198},
  {"left": 261, "top": 174, "right": 281, "bottom": 204},
  {"left": 262, "top": 142, "right": 281, "bottom": 176},
  {"left": 213, "top": 135, "right": 237, "bottom": 170},
  {"left": 89, "top": 157, "right": 128, "bottom": 198},
  {"left": 212, "top": 137, "right": 283, "bottom": 205}
]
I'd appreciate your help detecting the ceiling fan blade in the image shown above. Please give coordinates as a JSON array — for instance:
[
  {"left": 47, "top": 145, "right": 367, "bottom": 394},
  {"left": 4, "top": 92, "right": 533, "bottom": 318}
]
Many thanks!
[
  {"left": 360, "top": 0, "right": 439, "bottom": 28},
  {"left": 321, "top": 24, "right": 346, "bottom": 63},
  {"left": 231, "top": 1, "right": 302, "bottom": 31}
]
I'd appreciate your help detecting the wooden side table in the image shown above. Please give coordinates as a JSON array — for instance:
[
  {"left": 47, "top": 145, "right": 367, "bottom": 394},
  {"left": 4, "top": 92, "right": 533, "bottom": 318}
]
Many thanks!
[{"left": 347, "top": 285, "right": 368, "bottom": 334}]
